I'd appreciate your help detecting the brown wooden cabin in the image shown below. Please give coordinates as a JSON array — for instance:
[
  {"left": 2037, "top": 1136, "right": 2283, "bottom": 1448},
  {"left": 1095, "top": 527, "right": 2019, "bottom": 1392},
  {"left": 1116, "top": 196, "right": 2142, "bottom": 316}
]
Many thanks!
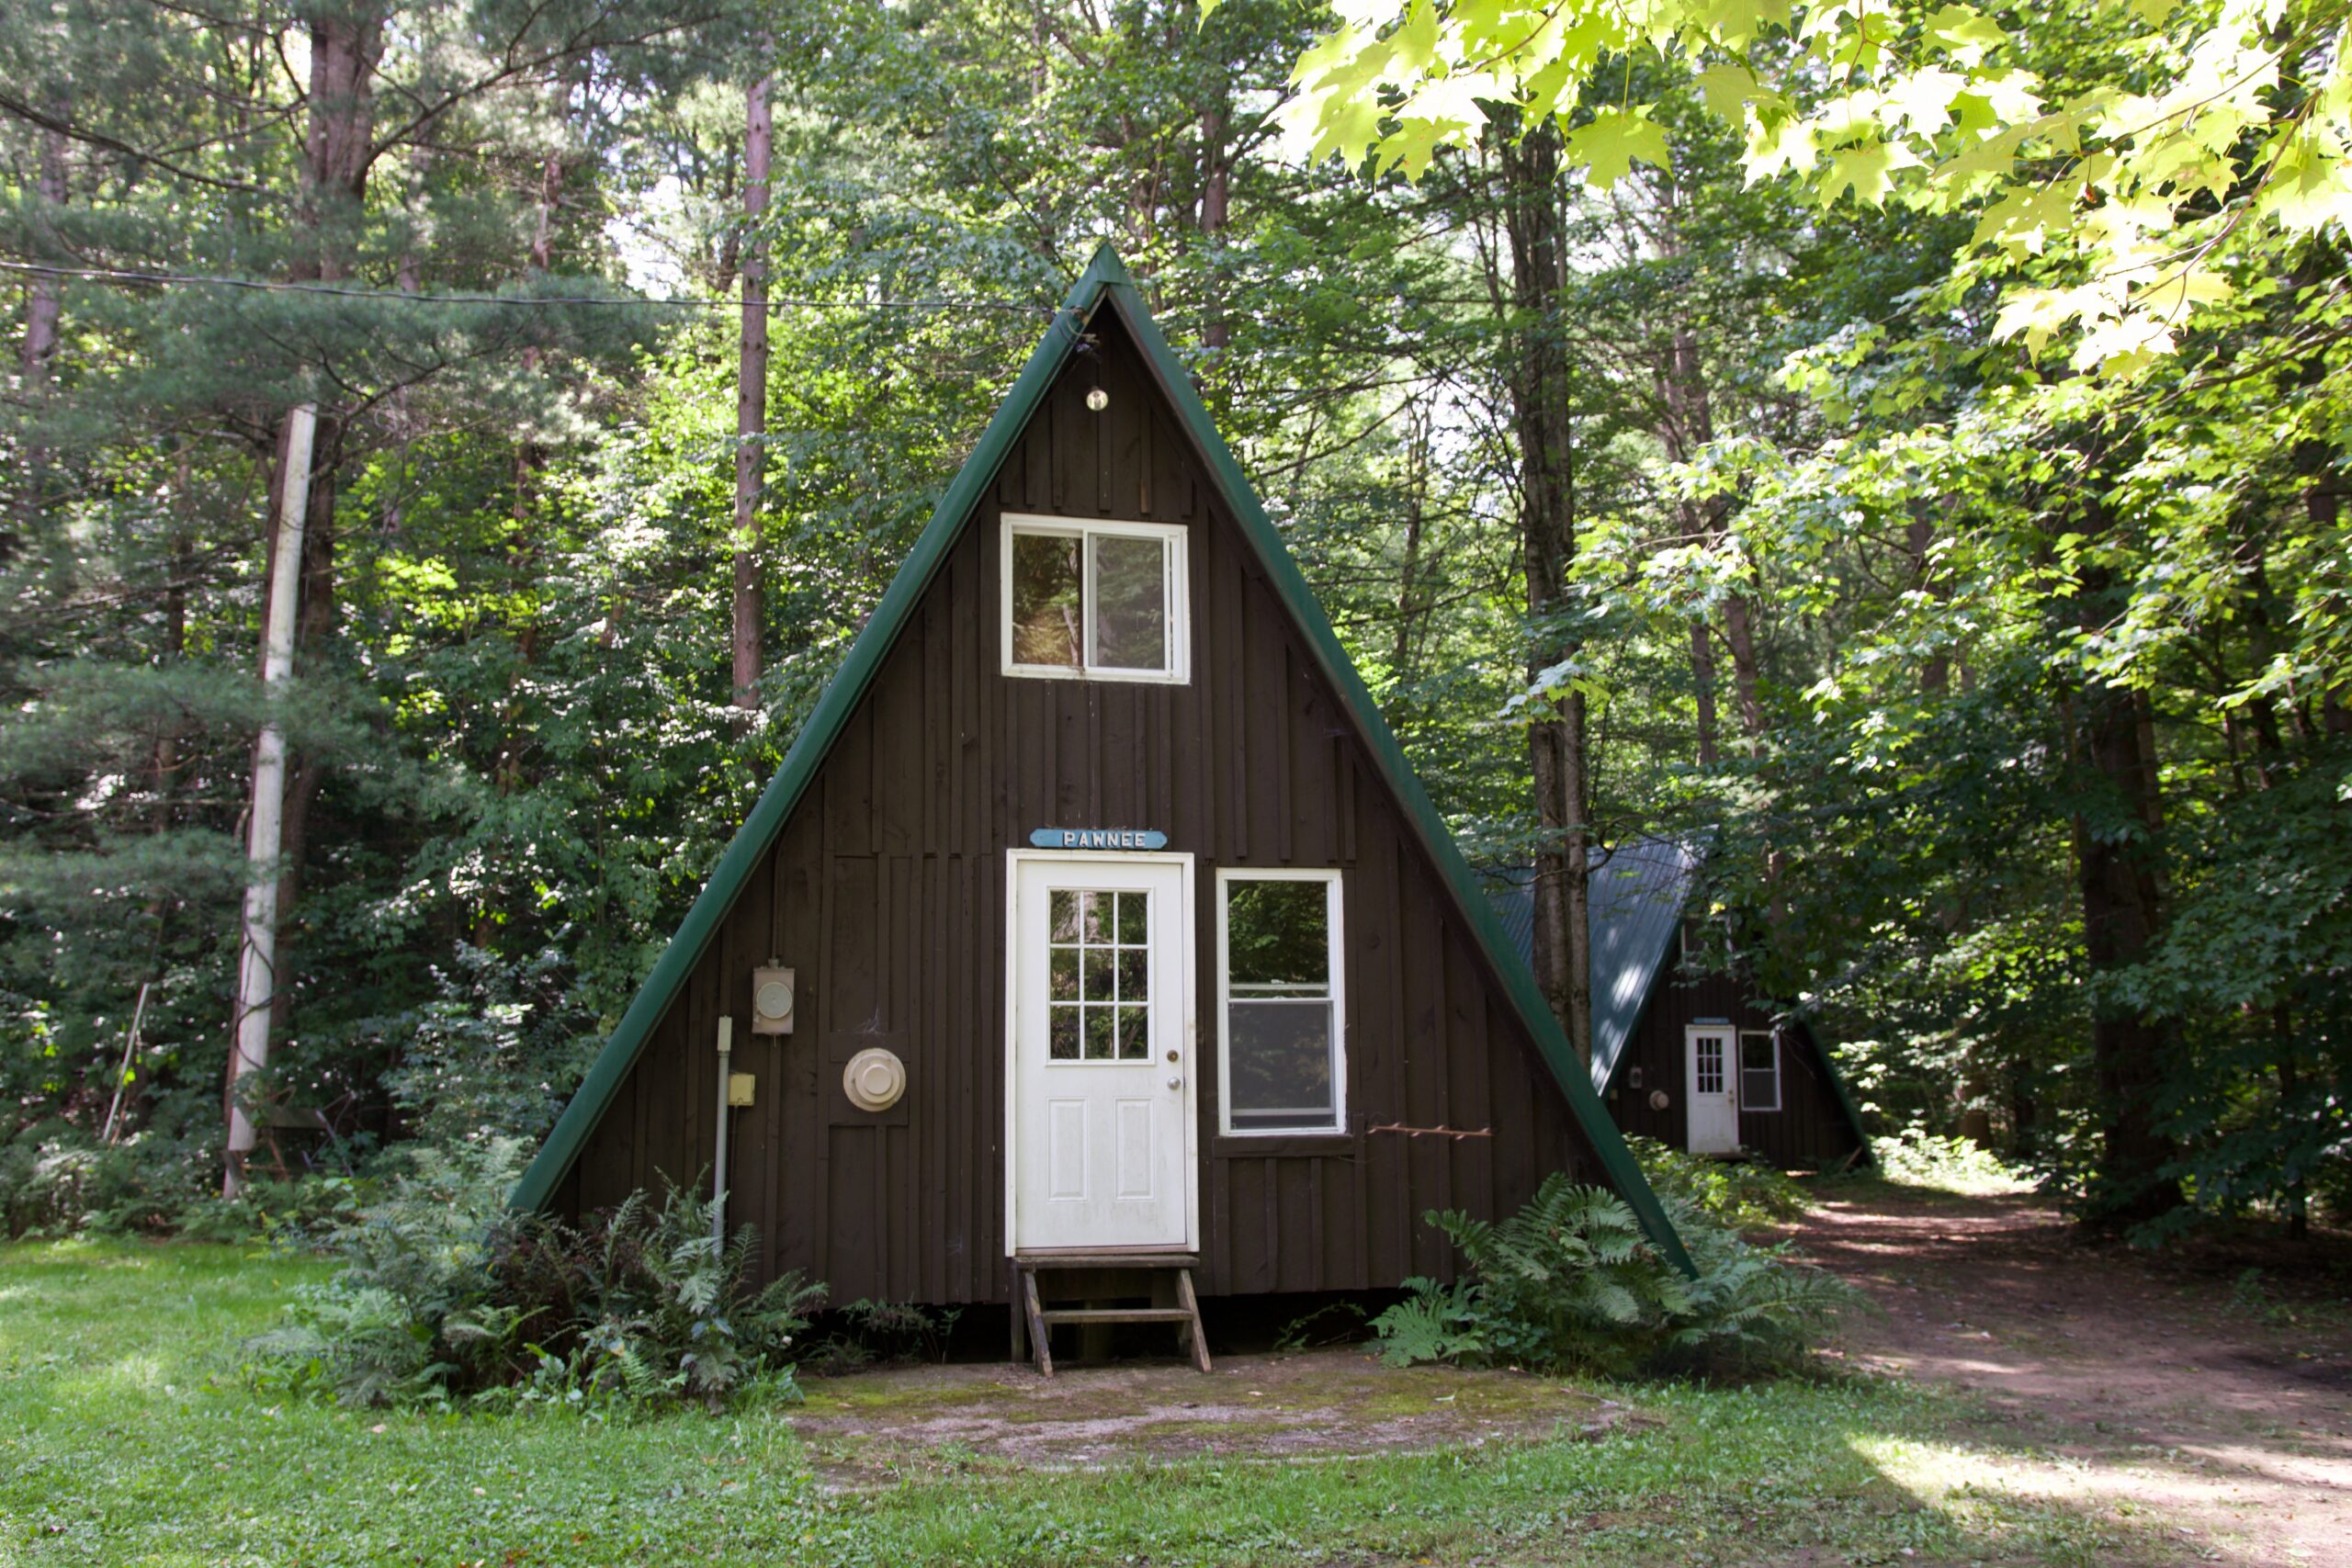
[
  {"left": 510, "top": 249, "right": 1686, "bottom": 1348},
  {"left": 1490, "top": 840, "right": 1872, "bottom": 1169}
]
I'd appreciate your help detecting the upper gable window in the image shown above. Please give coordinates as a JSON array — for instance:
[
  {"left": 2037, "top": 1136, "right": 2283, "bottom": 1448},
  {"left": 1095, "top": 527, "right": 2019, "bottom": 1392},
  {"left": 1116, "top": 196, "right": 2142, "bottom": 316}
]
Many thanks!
[{"left": 1001, "top": 514, "right": 1189, "bottom": 682}]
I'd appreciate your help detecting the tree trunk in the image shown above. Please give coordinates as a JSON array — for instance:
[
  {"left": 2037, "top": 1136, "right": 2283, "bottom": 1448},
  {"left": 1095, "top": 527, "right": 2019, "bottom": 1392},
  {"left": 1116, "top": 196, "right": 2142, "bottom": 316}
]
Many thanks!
[
  {"left": 491, "top": 90, "right": 572, "bottom": 808},
  {"left": 1501, "top": 123, "right": 1591, "bottom": 1065},
  {"left": 11, "top": 120, "right": 68, "bottom": 553},
  {"left": 1198, "top": 106, "right": 1230, "bottom": 353},
  {"left": 1391, "top": 412, "right": 1429, "bottom": 695},
  {"left": 2070, "top": 540, "right": 2182, "bottom": 1227},
  {"left": 1655, "top": 320, "right": 1765, "bottom": 761},
  {"left": 730, "top": 74, "right": 773, "bottom": 725},
  {"left": 1689, "top": 620, "right": 1720, "bottom": 767},
  {"left": 1720, "top": 592, "right": 1767, "bottom": 747},
  {"left": 15, "top": 129, "right": 63, "bottom": 391}
]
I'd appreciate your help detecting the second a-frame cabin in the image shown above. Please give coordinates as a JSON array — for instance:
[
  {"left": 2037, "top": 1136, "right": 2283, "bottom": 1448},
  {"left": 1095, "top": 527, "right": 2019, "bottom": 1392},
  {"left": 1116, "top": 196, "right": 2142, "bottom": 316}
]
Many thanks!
[
  {"left": 513, "top": 247, "right": 1684, "bottom": 1367},
  {"left": 1491, "top": 841, "right": 1873, "bottom": 1170}
]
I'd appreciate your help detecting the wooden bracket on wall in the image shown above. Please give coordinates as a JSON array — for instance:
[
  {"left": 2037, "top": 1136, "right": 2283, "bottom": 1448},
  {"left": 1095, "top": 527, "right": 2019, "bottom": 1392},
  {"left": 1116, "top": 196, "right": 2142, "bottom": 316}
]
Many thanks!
[{"left": 1367, "top": 1122, "right": 1493, "bottom": 1141}]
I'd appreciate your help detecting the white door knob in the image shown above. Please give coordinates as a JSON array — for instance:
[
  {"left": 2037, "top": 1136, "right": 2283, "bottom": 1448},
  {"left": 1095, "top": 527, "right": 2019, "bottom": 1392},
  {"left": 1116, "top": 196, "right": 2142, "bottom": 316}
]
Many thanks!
[{"left": 1166, "top": 1077, "right": 1182, "bottom": 1089}]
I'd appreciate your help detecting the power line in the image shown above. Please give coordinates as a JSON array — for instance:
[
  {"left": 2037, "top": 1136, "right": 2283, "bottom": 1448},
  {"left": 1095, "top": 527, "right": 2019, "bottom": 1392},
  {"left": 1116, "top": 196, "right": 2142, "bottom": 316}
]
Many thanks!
[{"left": 0, "top": 258, "right": 1066, "bottom": 316}]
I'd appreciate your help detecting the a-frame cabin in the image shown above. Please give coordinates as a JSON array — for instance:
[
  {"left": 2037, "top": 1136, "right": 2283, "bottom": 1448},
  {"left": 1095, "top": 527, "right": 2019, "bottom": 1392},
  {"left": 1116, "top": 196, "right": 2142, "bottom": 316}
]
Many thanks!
[{"left": 512, "top": 248, "right": 1685, "bottom": 1355}]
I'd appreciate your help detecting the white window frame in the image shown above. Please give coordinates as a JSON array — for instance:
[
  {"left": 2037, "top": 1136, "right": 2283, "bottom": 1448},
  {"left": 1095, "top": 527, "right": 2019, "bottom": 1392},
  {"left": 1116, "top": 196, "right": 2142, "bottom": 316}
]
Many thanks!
[
  {"left": 1000, "top": 513, "right": 1190, "bottom": 683},
  {"left": 1215, "top": 867, "right": 1346, "bottom": 1137},
  {"left": 1738, "top": 1029, "right": 1781, "bottom": 1112}
]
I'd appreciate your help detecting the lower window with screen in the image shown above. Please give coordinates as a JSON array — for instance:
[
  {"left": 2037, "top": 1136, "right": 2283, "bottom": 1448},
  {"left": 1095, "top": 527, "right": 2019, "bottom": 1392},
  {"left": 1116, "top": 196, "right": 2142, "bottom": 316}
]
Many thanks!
[{"left": 1219, "top": 872, "right": 1344, "bottom": 1134}]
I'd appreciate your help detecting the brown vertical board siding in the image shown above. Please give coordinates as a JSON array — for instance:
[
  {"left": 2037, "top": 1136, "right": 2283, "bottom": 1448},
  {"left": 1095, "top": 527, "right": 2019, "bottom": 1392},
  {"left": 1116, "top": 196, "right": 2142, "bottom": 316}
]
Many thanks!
[
  {"left": 1605, "top": 974, "right": 1862, "bottom": 1168},
  {"left": 1108, "top": 351, "right": 1144, "bottom": 516},
  {"left": 872, "top": 640, "right": 922, "bottom": 857},
  {"left": 1365, "top": 813, "right": 1415, "bottom": 1286},
  {"left": 1246, "top": 587, "right": 1291, "bottom": 863},
  {"left": 719, "top": 851, "right": 772, "bottom": 1257},
  {"left": 559, "top": 316, "right": 1607, "bottom": 1301},
  {"left": 1023, "top": 373, "right": 1050, "bottom": 508},
  {"left": 1398, "top": 859, "right": 1454, "bottom": 1281},
  {"left": 1445, "top": 933, "right": 1496, "bottom": 1221},
  {"left": 1287, "top": 649, "right": 1330, "bottom": 867}
]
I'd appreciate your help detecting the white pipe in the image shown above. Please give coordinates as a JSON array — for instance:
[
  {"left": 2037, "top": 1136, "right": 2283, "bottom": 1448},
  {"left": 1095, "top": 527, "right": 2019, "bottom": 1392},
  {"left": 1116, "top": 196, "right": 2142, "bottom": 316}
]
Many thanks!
[
  {"left": 225, "top": 402, "right": 317, "bottom": 1198},
  {"left": 711, "top": 1015, "right": 734, "bottom": 1243}
]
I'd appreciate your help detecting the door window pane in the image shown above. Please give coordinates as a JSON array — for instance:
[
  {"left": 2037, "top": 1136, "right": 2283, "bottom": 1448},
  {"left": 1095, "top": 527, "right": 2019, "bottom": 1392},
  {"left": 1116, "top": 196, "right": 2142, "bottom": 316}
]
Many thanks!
[
  {"left": 1010, "top": 532, "right": 1081, "bottom": 668},
  {"left": 1115, "top": 1006, "right": 1148, "bottom": 1061},
  {"left": 1222, "top": 874, "right": 1342, "bottom": 1133},
  {"left": 1045, "top": 886, "right": 1150, "bottom": 1067},
  {"left": 1694, "top": 1035, "right": 1724, "bottom": 1094},
  {"left": 1091, "top": 534, "right": 1167, "bottom": 671}
]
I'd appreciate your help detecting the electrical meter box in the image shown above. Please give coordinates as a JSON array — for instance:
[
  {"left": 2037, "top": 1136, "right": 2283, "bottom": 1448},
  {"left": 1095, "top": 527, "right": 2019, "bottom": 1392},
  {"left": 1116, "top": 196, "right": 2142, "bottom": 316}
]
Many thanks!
[{"left": 750, "top": 964, "right": 795, "bottom": 1035}]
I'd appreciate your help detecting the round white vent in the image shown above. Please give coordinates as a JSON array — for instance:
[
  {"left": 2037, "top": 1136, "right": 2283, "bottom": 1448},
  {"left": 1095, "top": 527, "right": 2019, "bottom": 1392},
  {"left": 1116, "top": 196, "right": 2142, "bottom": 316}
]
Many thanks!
[
  {"left": 842, "top": 1047, "right": 906, "bottom": 1112},
  {"left": 1648, "top": 1089, "right": 1671, "bottom": 1111},
  {"left": 754, "top": 977, "right": 794, "bottom": 1022}
]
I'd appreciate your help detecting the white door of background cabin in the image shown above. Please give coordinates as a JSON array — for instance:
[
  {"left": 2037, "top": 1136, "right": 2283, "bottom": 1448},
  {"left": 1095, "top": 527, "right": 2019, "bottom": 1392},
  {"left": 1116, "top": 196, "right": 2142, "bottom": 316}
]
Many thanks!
[
  {"left": 1010, "top": 854, "right": 1194, "bottom": 1252},
  {"left": 1684, "top": 1025, "right": 1739, "bottom": 1156}
]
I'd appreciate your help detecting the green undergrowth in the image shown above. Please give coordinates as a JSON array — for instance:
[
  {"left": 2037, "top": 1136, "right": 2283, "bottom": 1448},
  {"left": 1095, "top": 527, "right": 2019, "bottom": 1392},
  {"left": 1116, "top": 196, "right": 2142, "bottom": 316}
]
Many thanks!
[
  {"left": 1626, "top": 1136, "right": 1815, "bottom": 1232},
  {"left": 2, "top": 1238, "right": 2183, "bottom": 1565},
  {"left": 1870, "top": 1130, "right": 2041, "bottom": 1199}
]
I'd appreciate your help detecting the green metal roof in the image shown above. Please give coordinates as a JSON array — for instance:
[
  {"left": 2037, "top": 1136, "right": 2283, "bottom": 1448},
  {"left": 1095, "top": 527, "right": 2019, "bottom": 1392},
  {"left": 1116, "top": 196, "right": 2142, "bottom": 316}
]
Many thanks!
[
  {"left": 511, "top": 246, "right": 1691, "bottom": 1269},
  {"left": 1487, "top": 840, "right": 1699, "bottom": 1094}
]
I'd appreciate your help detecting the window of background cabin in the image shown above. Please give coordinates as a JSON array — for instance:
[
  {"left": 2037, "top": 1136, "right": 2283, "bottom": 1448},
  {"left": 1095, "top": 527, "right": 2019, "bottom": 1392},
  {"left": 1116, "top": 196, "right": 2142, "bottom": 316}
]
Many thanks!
[
  {"left": 1001, "top": 515, "right": 1189, "bottom": 682},
  {"left": 1217, "top": 870, "right": 1344, "bottom": 1134},
  {"left": 1739, "top": 1030, "right": 1781, "bottom": 1111}
]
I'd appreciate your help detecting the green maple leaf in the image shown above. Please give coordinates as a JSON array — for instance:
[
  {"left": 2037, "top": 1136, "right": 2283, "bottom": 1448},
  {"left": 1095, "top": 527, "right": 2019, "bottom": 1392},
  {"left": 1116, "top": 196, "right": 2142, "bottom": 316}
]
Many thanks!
[
  {"left": 1822, "top": 139, "right": 1922, "bottom": 206},
  {"left": 1567, "top": 107, "right": 1672, "bottom": 187},
  {"left": 1696, "top": 63, "right": 1758, "bottom": 121},
  {"left": 1925, "top": 4, "right": 2006, "bottom": 66}
]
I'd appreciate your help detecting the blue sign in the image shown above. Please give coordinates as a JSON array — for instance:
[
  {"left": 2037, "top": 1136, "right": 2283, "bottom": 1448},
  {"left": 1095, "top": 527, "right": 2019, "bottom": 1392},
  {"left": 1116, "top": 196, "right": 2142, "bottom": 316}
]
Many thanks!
[{"left": 1029, "top": 827, "right": 1170, "bottom": 851}]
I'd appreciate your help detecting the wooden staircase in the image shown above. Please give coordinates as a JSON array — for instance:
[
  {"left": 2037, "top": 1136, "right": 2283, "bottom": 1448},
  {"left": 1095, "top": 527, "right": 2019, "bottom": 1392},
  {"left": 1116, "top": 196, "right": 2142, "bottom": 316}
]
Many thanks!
[{"left": 1012, "top": 1251, "right": 1211, "bottom": 1377}]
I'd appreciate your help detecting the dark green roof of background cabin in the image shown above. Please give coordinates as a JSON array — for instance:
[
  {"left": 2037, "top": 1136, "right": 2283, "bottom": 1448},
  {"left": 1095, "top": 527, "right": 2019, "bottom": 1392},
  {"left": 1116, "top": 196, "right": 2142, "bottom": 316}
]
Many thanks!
[
  {"left": 510, "top": 245, "right": 1690, "bottom": 1269},
  {"left": 1485, "top": 839, "right": 1699, "bottom": 1093}
]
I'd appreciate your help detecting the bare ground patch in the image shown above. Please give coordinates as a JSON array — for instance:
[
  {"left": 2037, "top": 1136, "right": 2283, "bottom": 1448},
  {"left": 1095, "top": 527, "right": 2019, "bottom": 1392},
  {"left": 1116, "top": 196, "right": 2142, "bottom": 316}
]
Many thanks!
[
  {"left": 1793, "top": 1184, "right": 2352, "bottom": 1566},
  {"left": 786, "top": 1348, "right": 1630, "bottom": 1486}
]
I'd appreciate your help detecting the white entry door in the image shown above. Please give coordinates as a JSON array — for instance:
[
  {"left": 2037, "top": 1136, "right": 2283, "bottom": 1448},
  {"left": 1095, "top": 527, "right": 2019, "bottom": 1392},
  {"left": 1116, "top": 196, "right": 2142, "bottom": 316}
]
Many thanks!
[
  {"left": 1010, "top": 854, "right": 1195, "bottom": 1252},
  {"left": 1684, "top": 1025, "right": 1740, "bottom": 1155}
]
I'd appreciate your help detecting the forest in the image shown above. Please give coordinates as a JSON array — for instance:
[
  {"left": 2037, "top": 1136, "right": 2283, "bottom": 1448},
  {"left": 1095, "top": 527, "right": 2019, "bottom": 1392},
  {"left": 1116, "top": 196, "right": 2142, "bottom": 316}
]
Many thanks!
[{"left": 1, "top": 0, "right": 2346, "bottom": 1249}]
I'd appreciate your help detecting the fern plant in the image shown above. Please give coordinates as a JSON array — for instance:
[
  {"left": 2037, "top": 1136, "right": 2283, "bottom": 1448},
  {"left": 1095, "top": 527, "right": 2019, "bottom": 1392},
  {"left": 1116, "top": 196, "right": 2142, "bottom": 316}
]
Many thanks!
[
  {"left": 1369, "top": 1278, "right": 1484, "bottom": 1367},
  {"left": 1372, "top": 1173, "right": 1856, "bottom": 1378},
  {"left": 248, "top": 1153, "right": 822, "bottom": 1410}
]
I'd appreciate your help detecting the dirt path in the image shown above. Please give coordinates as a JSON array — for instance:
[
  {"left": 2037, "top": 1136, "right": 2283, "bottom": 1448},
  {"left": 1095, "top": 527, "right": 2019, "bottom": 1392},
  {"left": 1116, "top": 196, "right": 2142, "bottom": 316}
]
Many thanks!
[{"left": 1792, "top": 1185, "right": 2352, "bottom": 1566}]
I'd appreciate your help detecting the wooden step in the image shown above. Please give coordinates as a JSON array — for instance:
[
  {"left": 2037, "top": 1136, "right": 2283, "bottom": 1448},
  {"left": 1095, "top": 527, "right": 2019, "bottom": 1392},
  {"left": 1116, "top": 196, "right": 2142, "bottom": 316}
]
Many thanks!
[
  {"left": 1014, "top": 1260, "right": 1212, "bottom": 1378},
  {"left": 1039, "top": 1306, "right": 1196, "bottom": 1325}
]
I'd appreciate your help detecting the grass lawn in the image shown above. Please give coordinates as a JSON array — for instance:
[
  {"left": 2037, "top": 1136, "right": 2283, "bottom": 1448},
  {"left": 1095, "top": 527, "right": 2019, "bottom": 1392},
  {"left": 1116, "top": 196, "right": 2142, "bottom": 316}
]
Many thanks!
[{"left": 0, "top": 1236, "right": 2177, "bottom": 1566}]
